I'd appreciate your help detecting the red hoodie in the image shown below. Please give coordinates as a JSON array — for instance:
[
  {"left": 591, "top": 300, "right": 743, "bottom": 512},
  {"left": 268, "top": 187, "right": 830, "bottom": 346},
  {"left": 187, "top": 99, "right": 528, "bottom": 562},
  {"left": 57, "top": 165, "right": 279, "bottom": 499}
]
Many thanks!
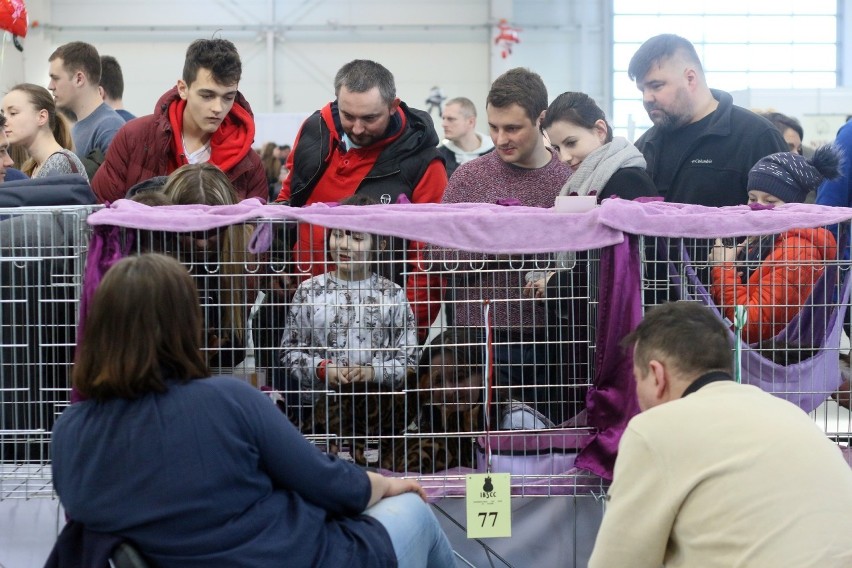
[
  {"left": 91, "top": 87, "right": 266, "bottom": 203},
  {"left": 167, "top": 98, "right": 256, "bottom": 174}
]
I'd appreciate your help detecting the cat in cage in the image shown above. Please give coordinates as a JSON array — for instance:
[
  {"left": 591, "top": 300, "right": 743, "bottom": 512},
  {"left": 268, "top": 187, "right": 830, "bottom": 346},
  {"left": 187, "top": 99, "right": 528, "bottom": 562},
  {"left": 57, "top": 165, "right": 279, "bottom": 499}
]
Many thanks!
[
  {"left": 416, "top": 328, "right": 553, "bottom": 434},
  {"left": 307, "top": 328, "right": 557, "bottom": 471},
  {"left": 378, "top": 328, "right": 554, "bottom": 472}
]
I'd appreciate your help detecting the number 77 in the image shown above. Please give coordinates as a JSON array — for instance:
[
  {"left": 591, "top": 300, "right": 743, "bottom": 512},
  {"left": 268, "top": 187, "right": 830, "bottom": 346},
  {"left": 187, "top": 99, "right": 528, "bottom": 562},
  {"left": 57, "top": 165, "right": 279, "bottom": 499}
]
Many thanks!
[{"left": 478, "top": 512, "right": 499, "bottom": 527}]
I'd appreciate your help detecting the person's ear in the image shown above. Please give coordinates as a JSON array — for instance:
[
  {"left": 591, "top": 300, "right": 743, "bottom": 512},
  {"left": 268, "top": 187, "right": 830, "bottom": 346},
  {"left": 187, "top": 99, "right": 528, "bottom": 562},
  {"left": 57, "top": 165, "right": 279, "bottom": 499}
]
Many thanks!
[
  {"left": 389, "top": 97, "right": 401, "bottom": 114},
  {"left": 37, "top": 109, "right": 49, "bottom": 127},
  {"left": 177, "top": 79, "right": 189, "bottom": 100},
  {"left": 684, "top": 67, "right": 698, "bottom": 88},
  {"left": 74, "top": 71, "right": 85, "bottom": 87},
  {"left": 648, "top": 359, "right": 669, "bottom": 402},
  {"left": 536, "top": 109, "right": 546, "bottom": 129},
  {"left": 594, "top": 119, "right": 609, "bottom": 143}
]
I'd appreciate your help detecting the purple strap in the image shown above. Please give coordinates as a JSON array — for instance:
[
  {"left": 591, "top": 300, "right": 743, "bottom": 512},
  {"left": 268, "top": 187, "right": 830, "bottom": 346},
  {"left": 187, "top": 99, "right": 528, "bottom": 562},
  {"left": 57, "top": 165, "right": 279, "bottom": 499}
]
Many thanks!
[{"left": 666, "top": 241, "right": 848, "bottom": 413}]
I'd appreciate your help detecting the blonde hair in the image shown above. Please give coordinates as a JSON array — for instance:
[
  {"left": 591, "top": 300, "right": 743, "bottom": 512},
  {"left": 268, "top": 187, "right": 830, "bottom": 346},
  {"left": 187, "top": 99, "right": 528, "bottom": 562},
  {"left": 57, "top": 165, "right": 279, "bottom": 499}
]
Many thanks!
[{"left": 163, "top": 163, "right": 253, "bottom": 343}]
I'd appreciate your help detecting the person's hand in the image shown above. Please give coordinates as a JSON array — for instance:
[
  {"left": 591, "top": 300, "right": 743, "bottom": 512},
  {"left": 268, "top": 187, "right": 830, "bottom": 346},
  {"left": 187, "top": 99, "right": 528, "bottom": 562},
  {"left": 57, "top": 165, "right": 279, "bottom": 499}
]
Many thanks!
[
  {"left": 383, "top": 477, "right": 427, "bottom": 501},
  {"left": 367, "top": 471, "right": 427, "bottom": 506},
  {"left": 344, "top": 365, "right": 375, "bottom": 383},
  {"left": 324, "top": 364, "right": 347, "bottom": 387},
  {"left": 523, "top": 271, "right": 554, "bottom": 300},
  {"left": 206, "top": 328, "right": 229, "bottom": 360},
  {"left": 708, "top": 238, "right": 743, "bottom": 264}
]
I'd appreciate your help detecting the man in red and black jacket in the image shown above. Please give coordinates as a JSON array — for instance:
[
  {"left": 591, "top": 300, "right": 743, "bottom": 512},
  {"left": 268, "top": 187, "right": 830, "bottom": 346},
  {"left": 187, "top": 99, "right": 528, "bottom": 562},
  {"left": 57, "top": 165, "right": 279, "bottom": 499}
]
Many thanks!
[
  {"left": 276, "top": 59, "right": 447, "bottom": 341},
  {"left": 92, "top": 39, "right": 266, "bottom": 204}
]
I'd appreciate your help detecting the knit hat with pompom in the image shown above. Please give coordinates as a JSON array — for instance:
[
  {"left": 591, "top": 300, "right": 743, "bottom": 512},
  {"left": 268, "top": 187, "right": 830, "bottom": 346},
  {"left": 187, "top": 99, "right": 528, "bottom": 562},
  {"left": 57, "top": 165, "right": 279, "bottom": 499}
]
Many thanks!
[{"left": 747, "top": 145, "right": 843, "bottom": 203}]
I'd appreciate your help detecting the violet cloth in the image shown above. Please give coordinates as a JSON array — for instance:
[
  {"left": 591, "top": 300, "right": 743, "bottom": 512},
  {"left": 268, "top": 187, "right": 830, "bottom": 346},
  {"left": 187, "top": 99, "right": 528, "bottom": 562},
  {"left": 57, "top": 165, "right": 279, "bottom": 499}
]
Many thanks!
[
  {"left": 80, "top": 198, "right": 852, "bottom": 481},
  {"left": 574, "top": 236, "right": 643, "bottom": 479},
  {"left": 85, "top": 198, "right": 852, "bottom": 247},
  {"left": 667, "top": 242, "right": 849, "bottom": 414},
  {"left": 85, "top": 198, "right": 624, "bottom": 253}
]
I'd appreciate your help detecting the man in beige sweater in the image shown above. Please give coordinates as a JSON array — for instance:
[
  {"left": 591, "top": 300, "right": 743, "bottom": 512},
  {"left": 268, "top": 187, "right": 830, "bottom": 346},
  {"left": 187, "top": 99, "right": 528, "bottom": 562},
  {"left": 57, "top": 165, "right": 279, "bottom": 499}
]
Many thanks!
[{"left": 589, "top": 301, "right": 852, "bottom": 568}]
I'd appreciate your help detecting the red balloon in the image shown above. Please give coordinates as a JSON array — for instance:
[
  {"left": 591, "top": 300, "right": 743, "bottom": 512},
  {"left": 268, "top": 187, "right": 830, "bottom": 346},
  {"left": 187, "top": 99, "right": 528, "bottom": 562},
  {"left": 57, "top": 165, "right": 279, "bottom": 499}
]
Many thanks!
[{"left": 0, "top": 0, "right": 28, "bottom": 38}]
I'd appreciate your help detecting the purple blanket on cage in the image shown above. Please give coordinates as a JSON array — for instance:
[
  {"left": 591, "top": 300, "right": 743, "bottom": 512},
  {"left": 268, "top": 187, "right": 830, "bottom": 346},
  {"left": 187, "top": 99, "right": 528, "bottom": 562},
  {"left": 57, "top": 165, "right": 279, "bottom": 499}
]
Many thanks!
[
  {"left": 598, "top": 198, "right": 852, "bottom": 236},
  {"left": 86, "top": 198, "right": 852, "bottom": 249},
  {"left": 85, "top": 198, "right": 624, "bottom": 253}
]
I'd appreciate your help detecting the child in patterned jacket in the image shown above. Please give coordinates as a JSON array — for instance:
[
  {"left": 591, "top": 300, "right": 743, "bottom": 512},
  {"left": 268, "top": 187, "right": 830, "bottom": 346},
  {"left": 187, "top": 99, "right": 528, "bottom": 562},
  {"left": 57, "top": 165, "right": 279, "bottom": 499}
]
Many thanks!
[{"left": 280, "top": 195, "right": 419, "bottom": 403}]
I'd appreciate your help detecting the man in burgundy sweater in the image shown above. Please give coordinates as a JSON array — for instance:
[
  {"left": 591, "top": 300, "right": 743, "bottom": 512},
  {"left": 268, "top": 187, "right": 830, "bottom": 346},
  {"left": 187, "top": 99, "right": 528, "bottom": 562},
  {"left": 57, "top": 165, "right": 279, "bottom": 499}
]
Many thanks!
[{"left": 441, "top": 67, "right": 572, "bottom": 423}]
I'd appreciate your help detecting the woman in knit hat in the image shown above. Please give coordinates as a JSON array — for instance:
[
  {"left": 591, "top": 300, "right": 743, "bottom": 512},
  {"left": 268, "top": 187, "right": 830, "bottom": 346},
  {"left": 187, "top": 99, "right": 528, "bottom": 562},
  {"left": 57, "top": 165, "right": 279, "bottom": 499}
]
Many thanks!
[{"left": 708, "top": 145, "right": 841, "bottom": 343}]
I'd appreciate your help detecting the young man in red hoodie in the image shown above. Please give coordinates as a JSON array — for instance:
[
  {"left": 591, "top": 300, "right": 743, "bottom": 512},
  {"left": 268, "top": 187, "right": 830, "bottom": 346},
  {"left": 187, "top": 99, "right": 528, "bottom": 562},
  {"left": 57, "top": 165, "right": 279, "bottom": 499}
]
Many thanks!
[{"left": 92, "top": 39, "right": 266, "bottom": 203}]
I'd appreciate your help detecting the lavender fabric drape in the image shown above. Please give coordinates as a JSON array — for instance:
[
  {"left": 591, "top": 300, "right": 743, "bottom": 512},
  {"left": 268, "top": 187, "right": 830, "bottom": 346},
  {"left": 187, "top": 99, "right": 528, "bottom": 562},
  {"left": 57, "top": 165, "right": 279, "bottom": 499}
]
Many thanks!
[
  {"left": 669, "top": 244, "right": 850, "bottom": 414},
  {"left": 71, "top": 225, "right": 134, "bottom": 403},
  {"left": 574, "top": 236, "right": 643, "bottom": 480},
  {"left": 85, "top": 198, "right": 625, "bottom": 253},
  {"left": 86, "top": 198, "right": 852, "bottom": 251},
  {"left": 598, "top": 198, "right": 852, "bottom": 237}
]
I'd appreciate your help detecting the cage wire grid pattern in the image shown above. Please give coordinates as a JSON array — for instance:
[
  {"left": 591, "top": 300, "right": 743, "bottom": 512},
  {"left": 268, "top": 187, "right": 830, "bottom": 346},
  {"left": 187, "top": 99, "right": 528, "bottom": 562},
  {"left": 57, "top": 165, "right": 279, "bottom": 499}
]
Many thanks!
[
  {"left": 0, "top": 206, "right": 97, "bottom": 499},
  {"left": 2, "top": 206, "right": 851, "bottom": 499}
]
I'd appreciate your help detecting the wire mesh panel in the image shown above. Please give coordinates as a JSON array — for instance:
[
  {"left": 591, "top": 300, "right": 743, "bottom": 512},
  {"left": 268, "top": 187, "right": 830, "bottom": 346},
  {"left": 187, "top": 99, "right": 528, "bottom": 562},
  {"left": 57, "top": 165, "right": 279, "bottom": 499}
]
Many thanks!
[
  {"left": 120, "top": 215, "right": 602, "bottom": 495},
  {"left": 638, "top": 224, "right": 852, "bottom": 446},
  {"left": 0, "top": 205, "right": 97, "bottom": 498},
  {"left": 9, "top": 200, "right": 852, "bottom": 508}
]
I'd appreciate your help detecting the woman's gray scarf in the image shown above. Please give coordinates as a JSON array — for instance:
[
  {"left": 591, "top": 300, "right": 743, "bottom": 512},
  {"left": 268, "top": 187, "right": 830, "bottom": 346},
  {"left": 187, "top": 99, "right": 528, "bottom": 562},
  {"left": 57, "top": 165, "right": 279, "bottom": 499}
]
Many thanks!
[{"left": 560, "top": 137, "right": 647, "bottom": 197}]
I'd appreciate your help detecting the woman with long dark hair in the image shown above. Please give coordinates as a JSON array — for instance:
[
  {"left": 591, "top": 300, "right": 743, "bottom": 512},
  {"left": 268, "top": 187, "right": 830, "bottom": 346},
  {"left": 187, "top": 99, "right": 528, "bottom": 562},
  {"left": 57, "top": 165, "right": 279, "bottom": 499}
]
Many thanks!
[{"left": 51, "top": 253, "right": 454, "bottom": 567}]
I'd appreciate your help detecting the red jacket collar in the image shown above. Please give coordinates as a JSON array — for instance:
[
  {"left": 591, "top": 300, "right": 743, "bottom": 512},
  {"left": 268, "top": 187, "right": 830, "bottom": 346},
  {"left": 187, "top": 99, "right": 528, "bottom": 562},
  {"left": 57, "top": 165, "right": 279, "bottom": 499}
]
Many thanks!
[{"left": 167, "top": 97, "right": 256, "bottom": 173}]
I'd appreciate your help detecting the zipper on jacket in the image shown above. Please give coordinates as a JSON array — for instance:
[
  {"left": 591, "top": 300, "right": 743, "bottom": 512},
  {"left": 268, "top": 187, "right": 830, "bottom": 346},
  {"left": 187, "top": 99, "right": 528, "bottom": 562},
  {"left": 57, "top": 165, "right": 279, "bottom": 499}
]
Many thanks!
[{"left": 364, "top": 169, "right": 403, "bottom": 180}]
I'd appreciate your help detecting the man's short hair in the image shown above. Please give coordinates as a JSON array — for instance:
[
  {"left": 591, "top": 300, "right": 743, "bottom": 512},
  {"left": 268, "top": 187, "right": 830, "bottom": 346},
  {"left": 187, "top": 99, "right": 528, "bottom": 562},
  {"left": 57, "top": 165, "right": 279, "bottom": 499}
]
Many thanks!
[
  {"left": 334, "top": 60, "right": 396, "bottom": 105},
  {"left": 182, "top": 38, "right": 242, "bottom": 86},
  {"left": 760, "top": 111, "right": 804, "bottom": 142},
  {"left": 0, "top": 113, "right": 6, "bottom": 130},
  {"left": 627, "top": 34, "right": 704, "bottom": 82},
  {"left": 486, "top": 68, "right": 548, "bottom": 124},
  {"left": 445, "top": 97, "right": 477, "bottom": 118},
  {"left": 99, "top": 55, "right": 125, "bottom": 100},
  {"left": 623, "top": 301, "right": 733, "bottom": 378},
  {"left": 49, "top": 42, "right": 102, "bottom": 85}
]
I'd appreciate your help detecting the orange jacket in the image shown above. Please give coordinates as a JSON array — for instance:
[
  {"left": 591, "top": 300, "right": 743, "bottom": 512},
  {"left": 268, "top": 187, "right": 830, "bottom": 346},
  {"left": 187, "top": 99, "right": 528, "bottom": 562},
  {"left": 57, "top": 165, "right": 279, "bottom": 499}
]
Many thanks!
[{"left": 711, "top": 228, "right": 837, "bottom": 344}]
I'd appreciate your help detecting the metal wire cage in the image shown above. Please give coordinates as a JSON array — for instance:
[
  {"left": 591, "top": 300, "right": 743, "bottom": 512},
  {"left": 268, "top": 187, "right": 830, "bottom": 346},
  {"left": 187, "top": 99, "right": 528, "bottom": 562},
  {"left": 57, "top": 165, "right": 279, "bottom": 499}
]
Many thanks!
[
  {"left": 119, "top": 217, "right": 604, "bottom": 497},
  {"left": 5, "top": 202, "right": 851, "bottom": 505},
  {"left": 639, "top": 229, "right": 852, "bottom": 450},
  {"left": 0, "top": 205, "right": 97, "bottom": 499}
]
